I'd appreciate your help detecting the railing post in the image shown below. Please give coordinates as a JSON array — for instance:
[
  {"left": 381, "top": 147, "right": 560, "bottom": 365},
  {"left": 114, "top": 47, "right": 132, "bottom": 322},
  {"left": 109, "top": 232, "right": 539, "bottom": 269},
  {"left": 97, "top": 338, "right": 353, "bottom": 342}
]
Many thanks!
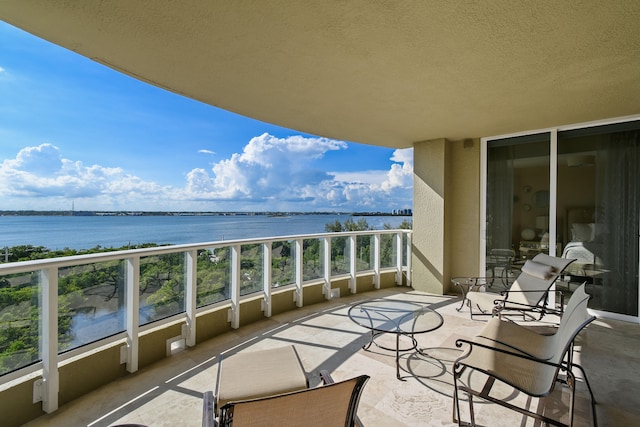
[
  {"left": 262, "top": 242, "right": 272, "bottom": 316},
  {"left": 349, "top": 235, "right": 357, "bottom": 294},
  {"left": 294, "top": 239, "right": 303, "bottom": 307},
  {"left": 373, "top": 234, "right": 381, "bottom": 289},
  {"left": 185, "top": 250, "right": 197, "bottom": 347},
  {"left": 229, "top": 244, "right": 241, "bottom": 328},
  {"left": 322, "top": 236, "right": 332, "bottom": 299},
  {"left": 125, "top": 257, "right": 140, "bottom": 373},
  {"left": 40, "top": 267, "right": 59, "bottom": 413}
]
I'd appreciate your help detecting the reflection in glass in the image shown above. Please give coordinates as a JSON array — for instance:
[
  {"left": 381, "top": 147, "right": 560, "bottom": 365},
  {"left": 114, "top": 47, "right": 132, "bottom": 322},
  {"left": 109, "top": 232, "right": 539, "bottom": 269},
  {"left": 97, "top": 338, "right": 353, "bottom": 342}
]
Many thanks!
[
  {"left": 240, "top": 244, "right": 263, "bottom": 296},
  {"left": 197, "top": 247, "right": 230, "bottom": 307},
  {"left": 272, "top": 240, "right": 294, "bottom": 288},
  {"left": 58, "top": 260, "right": 126, "bottom": 351},
  {"left": 355, "top": 235, "right": 373, "bottom": 272},
  {"left": 302, "top": 238, "right": 322, "bottom": 281},
  {"left": 380, "top": 233, "right": 397, "bottom": 269},
  {"left": 0, "top": 272, "right": 40, "bottom": 374},
  {"left": 558, "top": 124, "right": 639, "bottom": 316},
  {"left": 140, "top": 253, "right": 185, "bottom": 324},
  {"left": 330, "top": 236, "right": 349, "bottom": 275}
]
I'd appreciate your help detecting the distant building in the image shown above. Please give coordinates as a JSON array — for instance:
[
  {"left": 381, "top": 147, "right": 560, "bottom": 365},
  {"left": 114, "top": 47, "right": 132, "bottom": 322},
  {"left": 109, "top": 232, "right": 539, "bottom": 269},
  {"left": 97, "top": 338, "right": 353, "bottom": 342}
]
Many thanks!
[{"left": 392, "top": 209, "right": 412, "bottom": 216}]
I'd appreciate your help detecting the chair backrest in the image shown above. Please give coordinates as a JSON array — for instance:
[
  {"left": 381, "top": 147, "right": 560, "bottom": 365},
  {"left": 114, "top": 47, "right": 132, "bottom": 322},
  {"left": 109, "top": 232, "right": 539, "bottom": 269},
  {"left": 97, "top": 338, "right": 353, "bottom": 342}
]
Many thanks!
[
  {"left": 505, "top": 253, "right": 575, "bottom": 307},
  {"left": 218, "top": 375, "right": 369, "bottom": 427},
  {"left": 549, "top": 283, "right": 595, "bottom": 364}
]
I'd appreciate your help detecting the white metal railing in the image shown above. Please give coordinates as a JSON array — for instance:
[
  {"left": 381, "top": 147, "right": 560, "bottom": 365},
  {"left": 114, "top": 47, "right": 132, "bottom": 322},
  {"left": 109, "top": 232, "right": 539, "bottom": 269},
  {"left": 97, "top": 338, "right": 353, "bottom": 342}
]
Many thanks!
[{"left": 0, "top": 229, "right": 411, "bottom": 413}]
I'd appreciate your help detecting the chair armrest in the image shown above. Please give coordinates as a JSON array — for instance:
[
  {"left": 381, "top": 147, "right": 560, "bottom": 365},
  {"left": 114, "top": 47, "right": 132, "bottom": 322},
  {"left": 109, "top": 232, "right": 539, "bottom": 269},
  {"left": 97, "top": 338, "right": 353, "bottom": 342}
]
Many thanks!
[
  {"left": 454, "top": 338, "right": 561, "bottom": 369},
  {"left": 202, "top": 391, "right": 217, "bottom": 427},
  {"left": 319, "top": 369, "right": 335, "bottom": 385}
]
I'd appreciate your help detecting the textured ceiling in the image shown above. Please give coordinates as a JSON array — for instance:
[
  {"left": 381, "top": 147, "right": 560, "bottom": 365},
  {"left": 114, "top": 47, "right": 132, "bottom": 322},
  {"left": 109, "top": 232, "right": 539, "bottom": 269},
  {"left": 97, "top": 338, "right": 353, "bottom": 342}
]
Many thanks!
[{"left": 1, "top": 1, "right": 639, "bottom": 148}]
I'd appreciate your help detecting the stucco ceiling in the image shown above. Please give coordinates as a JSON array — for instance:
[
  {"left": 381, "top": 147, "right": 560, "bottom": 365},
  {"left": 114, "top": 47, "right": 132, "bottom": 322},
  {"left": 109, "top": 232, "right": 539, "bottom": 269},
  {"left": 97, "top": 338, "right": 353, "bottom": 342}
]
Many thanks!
[{"left": 1, "top": 1, "right": 639, "bottom": 148}]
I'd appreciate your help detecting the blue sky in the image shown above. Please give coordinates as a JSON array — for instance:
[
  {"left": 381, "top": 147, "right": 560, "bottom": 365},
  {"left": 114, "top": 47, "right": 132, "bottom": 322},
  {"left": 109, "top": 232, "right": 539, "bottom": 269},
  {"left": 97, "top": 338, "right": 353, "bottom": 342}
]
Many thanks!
[{"left": 0, "top": 21, "right": 413, "bottom": 212}]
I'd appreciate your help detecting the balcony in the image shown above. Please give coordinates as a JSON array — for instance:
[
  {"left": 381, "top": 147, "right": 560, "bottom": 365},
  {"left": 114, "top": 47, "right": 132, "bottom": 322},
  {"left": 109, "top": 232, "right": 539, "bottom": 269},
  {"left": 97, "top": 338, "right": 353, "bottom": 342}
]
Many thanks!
[{"left": 2, "top": 230, "right": 640, "bottom": 426}]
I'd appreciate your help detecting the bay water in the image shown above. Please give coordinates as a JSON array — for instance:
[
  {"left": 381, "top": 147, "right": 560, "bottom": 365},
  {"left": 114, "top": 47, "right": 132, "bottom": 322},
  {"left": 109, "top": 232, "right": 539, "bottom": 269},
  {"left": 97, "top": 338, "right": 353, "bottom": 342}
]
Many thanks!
[{"left": 1, "top": 214, "right": 411, "bottom": 251}]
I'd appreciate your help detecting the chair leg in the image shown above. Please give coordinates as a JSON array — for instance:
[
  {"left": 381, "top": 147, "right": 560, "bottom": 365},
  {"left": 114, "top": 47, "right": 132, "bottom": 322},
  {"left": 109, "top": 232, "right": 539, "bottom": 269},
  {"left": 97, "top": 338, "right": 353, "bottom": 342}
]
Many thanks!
[
  {"left": 453, "top": 364, "right": 473, "bottom": 426},
  {"left": 452, "top": 366, "right": 462, "bottom": 424},
  {"left": 567, "top": 371, "right": 576, "bottom": 427},
  {"left": 468, "top": 393, "right": 476, "bottom": 427},
  {"left": 572, "top": 363, "right": 598, "bottom": 427}
]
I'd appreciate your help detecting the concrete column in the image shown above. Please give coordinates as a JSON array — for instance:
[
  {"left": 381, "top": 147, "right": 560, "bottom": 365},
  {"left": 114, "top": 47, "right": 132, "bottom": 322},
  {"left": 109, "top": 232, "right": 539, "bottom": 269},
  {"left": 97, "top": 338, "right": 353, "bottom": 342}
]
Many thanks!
[
  {"left": 412, "top": 138, "right": 447, "bottom": 294},
  {"left": 412, "top": 138, "right": 481, "bottom": 295}
]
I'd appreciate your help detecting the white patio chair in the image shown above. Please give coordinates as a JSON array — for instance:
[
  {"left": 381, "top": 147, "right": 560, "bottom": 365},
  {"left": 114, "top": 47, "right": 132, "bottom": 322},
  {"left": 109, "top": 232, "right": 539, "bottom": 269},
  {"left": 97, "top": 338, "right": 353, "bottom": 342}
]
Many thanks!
[
  {"left": 466, "top": 253, "right": 576, "bottom": 320},
  {"left": 453, "top": 284, "right": 596, "bottom": 427}
]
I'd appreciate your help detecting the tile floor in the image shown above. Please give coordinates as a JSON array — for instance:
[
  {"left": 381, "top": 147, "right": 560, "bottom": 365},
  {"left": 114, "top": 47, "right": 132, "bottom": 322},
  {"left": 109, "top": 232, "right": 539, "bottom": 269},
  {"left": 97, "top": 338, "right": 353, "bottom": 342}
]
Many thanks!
[{"left": 22, "top": 287, "right": 640, "bottom": 427}]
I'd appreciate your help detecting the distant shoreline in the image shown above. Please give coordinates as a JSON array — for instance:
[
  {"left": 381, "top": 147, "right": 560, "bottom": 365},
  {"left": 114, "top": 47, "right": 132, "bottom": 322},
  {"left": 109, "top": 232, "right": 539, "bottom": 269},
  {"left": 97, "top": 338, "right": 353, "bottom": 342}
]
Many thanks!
[{"left": 0, "top": 210, "right": 412, "bottom": 217}]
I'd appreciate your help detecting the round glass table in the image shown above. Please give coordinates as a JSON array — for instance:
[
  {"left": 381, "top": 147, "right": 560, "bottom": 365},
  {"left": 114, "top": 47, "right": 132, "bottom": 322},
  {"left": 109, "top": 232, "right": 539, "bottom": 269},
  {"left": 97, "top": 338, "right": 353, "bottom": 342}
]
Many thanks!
[{"left": 348, "top": 299, "right": 444, "bottom": 380}]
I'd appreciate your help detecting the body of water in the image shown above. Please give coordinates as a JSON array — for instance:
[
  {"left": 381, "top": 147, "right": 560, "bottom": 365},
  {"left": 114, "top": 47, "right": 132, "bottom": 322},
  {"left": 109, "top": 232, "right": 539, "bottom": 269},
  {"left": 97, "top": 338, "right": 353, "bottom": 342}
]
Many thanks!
[{"left": 1, "top": 214, "right": 411, "bottom": 250}]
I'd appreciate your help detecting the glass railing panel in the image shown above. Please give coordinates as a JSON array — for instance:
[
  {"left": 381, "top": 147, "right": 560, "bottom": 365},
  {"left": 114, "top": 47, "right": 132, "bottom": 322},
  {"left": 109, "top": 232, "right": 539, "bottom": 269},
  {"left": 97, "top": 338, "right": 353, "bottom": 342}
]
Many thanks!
[
  {"left": 58, "top": 260, "right": 126, "bottom": 352},
  {"left": 139, "top": 252, "right": 185, "bottom": 324},
  {"left": 240, "top": 244, "right": 263, "bottom": 296},
  {"left": 302, "top": 238, "right": 322, "bottom": 281},
  {"left": 330, "top": 235, "right": 350, "bottom": 275},
  {"left": 271, "top": 240, "right": 294, "bottom": 288},
  {"left": 402, "top": 233, "right": 408, "bottom": 266},
  {"left": 355, "top": 234, "right": 373, "bottom": 272},
  {"left": 0, "top": 271, "right": 40, "bottom": 375},
  {"left": 380, "top": 233, "right": 397, "bottom": 268},
  {"left": 196, "top": 247, "right": 231, "bottom": 307}
]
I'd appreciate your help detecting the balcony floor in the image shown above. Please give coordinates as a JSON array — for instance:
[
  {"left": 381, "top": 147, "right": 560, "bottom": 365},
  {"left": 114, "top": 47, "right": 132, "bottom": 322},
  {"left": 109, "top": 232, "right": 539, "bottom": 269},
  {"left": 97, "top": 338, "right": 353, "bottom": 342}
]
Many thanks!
[{"left": 23, "top": 287, "right": 640, "bottom": 427}]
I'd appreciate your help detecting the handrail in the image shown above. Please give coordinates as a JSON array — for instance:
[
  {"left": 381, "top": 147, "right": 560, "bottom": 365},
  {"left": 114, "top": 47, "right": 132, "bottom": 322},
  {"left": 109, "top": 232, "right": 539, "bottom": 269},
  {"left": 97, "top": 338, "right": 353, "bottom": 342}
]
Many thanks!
[{"left": 0, "top": 229, "right": 411, "bottom": 414}]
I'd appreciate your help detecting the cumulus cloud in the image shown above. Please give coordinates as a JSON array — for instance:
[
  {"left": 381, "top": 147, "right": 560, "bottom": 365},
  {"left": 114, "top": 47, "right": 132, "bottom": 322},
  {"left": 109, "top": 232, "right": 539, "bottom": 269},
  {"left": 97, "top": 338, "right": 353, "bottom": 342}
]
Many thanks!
[
  {"left": 1, "top": 137, "right": 413, "bottom": 211},
  {"left": 0, "top": 143, "right": 167, "bottom": 203},
  {"left": 184, "top": 138, "right": 413, "bottom": 210},
  {"left": 186, "top": 133, "right": 347, "bottom": 202}
]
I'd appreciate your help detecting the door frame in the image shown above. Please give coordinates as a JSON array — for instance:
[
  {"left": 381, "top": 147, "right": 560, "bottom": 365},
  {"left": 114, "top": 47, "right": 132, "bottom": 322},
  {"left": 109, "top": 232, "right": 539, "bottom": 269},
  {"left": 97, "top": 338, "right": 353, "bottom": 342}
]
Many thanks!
[{"left": 480, "top": 114, "right": 640, "bottom": 323}]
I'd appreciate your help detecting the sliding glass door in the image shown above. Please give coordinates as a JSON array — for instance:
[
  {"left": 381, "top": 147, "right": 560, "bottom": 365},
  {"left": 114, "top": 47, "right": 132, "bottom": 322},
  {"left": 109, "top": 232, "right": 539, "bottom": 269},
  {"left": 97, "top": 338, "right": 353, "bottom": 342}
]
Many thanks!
[{"left": 485, "top": 120, "right": 640, "bottom": 318}]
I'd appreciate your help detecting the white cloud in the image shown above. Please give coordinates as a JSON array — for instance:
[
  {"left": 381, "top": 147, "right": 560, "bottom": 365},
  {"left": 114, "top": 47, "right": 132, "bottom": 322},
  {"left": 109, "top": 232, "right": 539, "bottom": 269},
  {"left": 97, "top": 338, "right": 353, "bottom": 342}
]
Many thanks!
[
  {"left": 0, "top": 143, "right": 167, "bottom": 203},
  {"left": 198, "top": 149, "right": 215, "bottom": 155},
  {"left": 381, "top": 148, "right": 413, "bottom": 192},
  {"left": 186, "top": 133, "right": 347, "bottom": 203},
  {"left": 1, "top": 137, "right": 413, "bottom": 211}
]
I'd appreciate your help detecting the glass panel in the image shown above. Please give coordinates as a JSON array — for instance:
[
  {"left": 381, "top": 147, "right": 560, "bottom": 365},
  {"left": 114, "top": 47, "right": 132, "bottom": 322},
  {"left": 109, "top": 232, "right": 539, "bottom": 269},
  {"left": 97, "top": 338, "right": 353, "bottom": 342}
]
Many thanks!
[
  {"left": 356, "top": 235, "right": 373, "bottom": 272},
  {"left": 487, "top": 133, "right": 550, "bottom": 284},
  {"left": 302, "top": 238, "right": 322, "bottom": 281},
  {"left": 140, "top": 253, "right": 185, "bottom": 324},
  {"left": 58, "top": 260, "right": 126, "bottom": 351},
  {"left": 402, "top": 233, "right": 408, "bottom": 267},
  {"left": 196, "top": 247, "right": 230, "bottom": 307},
  {"left": 330, "top": 236, "right": 349, "bottom": 275},
  {"left": 380, "top": 233, "right": 397, "bottom": 268},
  {"left": 0, "top": 271, "right": 40, "bottom": 375},
  {"left": 558, "top": 123, "right": 640, "bottom": 316},
  {"left": 272, "top": 240, "right": 294, "bottom": 288},
  {"left": 240, "top": 244, "right": 263, "bottom": 296}
]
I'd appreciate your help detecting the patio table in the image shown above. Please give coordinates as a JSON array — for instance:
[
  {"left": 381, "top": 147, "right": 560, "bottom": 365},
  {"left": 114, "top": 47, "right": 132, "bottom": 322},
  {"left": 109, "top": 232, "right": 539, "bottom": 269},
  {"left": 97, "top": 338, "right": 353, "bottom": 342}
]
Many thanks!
[{"left": 348, "top": 299, "right": 443, "bottom": 380}]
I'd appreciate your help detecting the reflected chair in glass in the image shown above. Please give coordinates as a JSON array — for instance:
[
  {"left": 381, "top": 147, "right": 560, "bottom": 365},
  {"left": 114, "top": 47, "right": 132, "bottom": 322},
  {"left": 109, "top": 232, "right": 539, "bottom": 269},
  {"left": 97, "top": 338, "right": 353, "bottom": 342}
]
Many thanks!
[{"left": 486, "top": 248, "right": 516, "bottom": 287}]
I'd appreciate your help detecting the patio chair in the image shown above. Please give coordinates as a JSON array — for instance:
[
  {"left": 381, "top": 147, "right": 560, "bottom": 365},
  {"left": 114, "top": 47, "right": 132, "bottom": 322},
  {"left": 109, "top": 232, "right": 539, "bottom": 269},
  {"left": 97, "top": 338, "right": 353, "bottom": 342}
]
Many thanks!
[
  {"left": 465, "top": 253, "right": 575, "bottom": 320},
  {"left": 452, "top": 283, "right": 596, "bottom": 427},
  {"left": 213, "top": 345, "right": 309, "bottom": 415},
  {"left": 203, "top": 370, "right": 369, "bottom": 427}
]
